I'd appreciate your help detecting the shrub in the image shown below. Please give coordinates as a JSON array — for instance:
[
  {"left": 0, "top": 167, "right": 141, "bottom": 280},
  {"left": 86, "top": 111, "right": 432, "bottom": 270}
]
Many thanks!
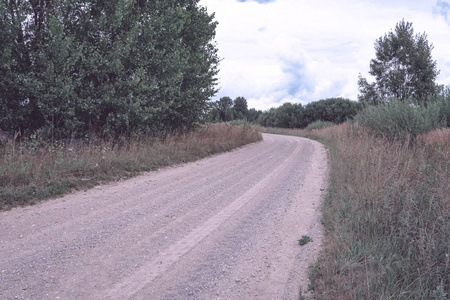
[
  {"left": 434, "top": 88, "right": 450, "bottom": 127},
  {"left": 354, "top": 100, "right": 444, "bottom": 142},
  {"left": 306, "top": 120, "right": 336, "bottom": 130}
]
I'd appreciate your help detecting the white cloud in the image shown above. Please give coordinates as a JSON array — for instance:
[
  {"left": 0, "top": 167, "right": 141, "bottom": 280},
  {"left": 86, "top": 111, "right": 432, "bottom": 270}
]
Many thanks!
[{"left": 200, "top": 0, "right": 450, "bottom": 110}]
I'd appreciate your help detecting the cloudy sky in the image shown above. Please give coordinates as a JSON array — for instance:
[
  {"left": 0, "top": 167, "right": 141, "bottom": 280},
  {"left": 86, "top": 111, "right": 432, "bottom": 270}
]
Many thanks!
[{"left": 199, "top": 0, "right": 450, "bottom": 110}]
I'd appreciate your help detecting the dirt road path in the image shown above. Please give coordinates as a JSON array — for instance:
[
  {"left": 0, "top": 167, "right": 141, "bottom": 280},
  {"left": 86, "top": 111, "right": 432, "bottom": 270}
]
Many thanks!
[{"left": 0, "top": 134, "right": 328, "bottom": 300}]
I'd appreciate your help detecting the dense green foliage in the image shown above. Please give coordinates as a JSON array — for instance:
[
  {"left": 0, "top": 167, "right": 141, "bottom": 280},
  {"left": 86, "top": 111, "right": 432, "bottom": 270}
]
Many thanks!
[
  {"left": 303, "top": 98, "right": 362, "bottom": 124},
  {"left": 257, "top": 102, "right": 305, "bottom": 128},
  {"left": 257, "top": 98, "right": 361, "bottom": 128},
  {"left": 355, "top": 100, "right": 444, "bottom": 142},
  {"left": 355, "top": 86, "right": 450, "bottom": 141},
  {"left": 435, "top": 86, "right": 450, "bottom": 127},
  {"left": 0, "top": 0, "right": 219, "bottom": 139},
  {"left": 358, "top": 20, "right": 440, "bottom": 106},
  {"left": 206, "top": 96, "right": 262, "bottom": 122}
]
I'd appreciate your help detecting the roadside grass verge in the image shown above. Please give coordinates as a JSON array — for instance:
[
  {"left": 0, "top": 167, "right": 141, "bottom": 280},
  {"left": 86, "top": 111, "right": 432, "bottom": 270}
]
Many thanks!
[
  {"left": 262, "top": 124, "right": 449, "bottom": 299},
  {"left": 0, "top": 123, "right": 262, "bottom": 210}
]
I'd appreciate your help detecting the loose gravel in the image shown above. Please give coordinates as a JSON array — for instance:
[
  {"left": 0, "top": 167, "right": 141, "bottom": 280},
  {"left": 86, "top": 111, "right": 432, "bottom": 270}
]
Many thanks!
[{"left": 0, "top": 134, "right": 328, "bottom": 300}]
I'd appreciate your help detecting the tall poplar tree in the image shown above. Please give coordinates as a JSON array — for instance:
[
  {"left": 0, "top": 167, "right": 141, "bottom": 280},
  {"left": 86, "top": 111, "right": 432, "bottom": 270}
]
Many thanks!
[
  {"left": 0, "top": 0, "right": 219, "bottom": 138},
  {"left": 358, "top": 20, "right": 439, "bottom": 106}
]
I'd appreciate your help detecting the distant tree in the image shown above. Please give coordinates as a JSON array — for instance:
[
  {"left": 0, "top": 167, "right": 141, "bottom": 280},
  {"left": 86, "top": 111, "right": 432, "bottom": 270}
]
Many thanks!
[
  {"left": 257, "top": 108, "right": 277, "bottom": 127},
  {"left": 233, "top": 97, "right": 248, "bottom": 119},
  {"left": 205, "top": 101, "right": 221, "bottom": 122},
  {"left": 216, "top": 96, "right": 233, "bottom": 121},
  {"left": 273, "top": 103, "right": 305, "bottom": 128},
  {"left": 257, "top": 98, "right": 360, "bottom": 129},
  {"left": 225, "top": 107, "right": 235, "bottom": 122},
  {"left": 247, "top": 108, "right": 262, "bottom": 123},
  {"left": 257, "top": 103, "right": 305, "bottom": 128},
  {"left": 304, "top": 98, "right": 361, "bottom": 124},
  {"left": 358, "top": 19, "right": 440, "bottom": 106}
]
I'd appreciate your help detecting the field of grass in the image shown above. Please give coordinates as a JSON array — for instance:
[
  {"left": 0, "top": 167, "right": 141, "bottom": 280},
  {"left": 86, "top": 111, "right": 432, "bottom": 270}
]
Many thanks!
[
  {"left": 0, "top": 123, "right": 262, "bottom": 210},
  {"left": 264, "top": 124, "right": 449, "bottom": 299}
]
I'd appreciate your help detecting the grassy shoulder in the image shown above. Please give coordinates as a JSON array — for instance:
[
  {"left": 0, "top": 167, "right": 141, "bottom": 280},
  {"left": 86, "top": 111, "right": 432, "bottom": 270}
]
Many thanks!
[
  {"left": 0, "top": 123, "right": 262, "bottom": 210},
  {"left": 263, "top": 124, "right": 449, "bottom": 299}
]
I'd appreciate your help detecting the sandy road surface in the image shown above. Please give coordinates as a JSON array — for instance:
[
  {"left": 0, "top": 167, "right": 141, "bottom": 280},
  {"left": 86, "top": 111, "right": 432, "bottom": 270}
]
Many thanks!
[{"left": 0, "top": 134, "right": 328, "bottom": 300}]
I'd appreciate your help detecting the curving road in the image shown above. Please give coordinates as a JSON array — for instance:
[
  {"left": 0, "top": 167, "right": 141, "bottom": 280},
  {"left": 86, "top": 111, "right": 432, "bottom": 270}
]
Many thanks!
[{"left": 0, "top": 134, "right": 328, "bottom": 300}]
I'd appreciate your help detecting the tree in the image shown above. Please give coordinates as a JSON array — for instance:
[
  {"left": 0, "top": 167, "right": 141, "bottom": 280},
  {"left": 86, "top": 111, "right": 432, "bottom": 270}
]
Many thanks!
[
  {"left": 233, "top": 96, "right": 248, "bottom": 119},
  {"left": 257, "top": 103, "right": 305, "bottom": 128},
  {"left": 304, "top": 98, "right": 361, "bottom": 124},
  {"left": 358, "top": 19, "right": 440, "bottom": 106},
  {"left": 216, "top": 96, "right": 233, "bottom": 121},
  {"left": 0, "top": 0, "right": 219, "bottom": 138},
  {"left": 0, "top": 0, "right": 32, "bottom": 133},
  {"left": 257, "top": 108, "right": 277, "bottom": 127},
  {"left": 273, "top": 103, "right": 304, "bottom": 128},
  {"left": 247, "top": 108, "right": 262, "bottom": 123},
  {"left": 257, "top": 98, "right": 360, "bottom": 129}
]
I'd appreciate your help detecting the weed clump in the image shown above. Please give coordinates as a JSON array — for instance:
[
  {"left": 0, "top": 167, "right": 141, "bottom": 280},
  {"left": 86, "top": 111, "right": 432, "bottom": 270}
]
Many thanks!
[
  {"left": 354, "top": 100, "right": 445, "bottom": 142},
  {"left": 306, "top": 121, "right": 336, "bottom": 131},
  {"left": 298, "top": 235, "right": 312, "bottom": 245}
]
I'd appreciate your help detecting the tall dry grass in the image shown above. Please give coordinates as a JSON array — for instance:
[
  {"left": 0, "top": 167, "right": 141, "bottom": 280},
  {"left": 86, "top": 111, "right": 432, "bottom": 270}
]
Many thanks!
[
  {"left": 0, "top": 123, "right": 262, "bottom": 210},
  {"left": 263, "top": 124, "right": 449, "bottom": 299}
]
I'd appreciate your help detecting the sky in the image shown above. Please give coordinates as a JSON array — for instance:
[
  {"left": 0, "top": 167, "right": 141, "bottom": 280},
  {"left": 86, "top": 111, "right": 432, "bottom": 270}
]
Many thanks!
[{"left": 198, "top": 0, "right": 450, "bottom": 110}]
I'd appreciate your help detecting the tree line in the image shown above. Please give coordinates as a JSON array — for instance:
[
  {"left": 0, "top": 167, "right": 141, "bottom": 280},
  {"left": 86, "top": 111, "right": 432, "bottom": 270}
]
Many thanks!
[
  {"left": 257, "top": 98, "right": 361, "bottom": 128},
  {"left": 2, "top": 10, "right": 447, "bottom": 140},
  {"left": 206, "top": 97, "right": 361, "bottom": 129},
  {"left": 242, "top": 19, "right": 448, "bottom": 130},
  {"left": 205, "top": 96, "right": 261, "bottom": 123},
  {"left": 0, "top": 0, "right": 219, "bottom": 139}
]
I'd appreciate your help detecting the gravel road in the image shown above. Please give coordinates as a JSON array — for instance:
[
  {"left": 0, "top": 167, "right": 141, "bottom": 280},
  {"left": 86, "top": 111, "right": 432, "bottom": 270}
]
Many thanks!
[{"left": 0, "top": 133, "right": 328, "bottom": 300}]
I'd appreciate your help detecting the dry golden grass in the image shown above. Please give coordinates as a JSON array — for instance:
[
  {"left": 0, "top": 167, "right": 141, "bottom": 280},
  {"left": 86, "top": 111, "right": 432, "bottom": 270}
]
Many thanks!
[
  {"left": 0, "top": 123, "right": 262, "bottom": 210},
  {"left": 417, "top": 128, "right": 450, "bottom": 148}
]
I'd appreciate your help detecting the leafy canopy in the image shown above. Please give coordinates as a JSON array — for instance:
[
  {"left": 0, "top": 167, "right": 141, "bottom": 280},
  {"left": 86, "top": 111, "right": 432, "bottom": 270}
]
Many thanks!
[
  {"left": 358, "top": 19, "right": 440, "bottom": 106},
  {"left": 206, "top": 96, "right": 253, "bottom": 122},
  {"left": 0, "top": 0, "right": 219, "bottom": 139},
  {"left": 257, "top": 98, "right": 361, "bottom": 129}
]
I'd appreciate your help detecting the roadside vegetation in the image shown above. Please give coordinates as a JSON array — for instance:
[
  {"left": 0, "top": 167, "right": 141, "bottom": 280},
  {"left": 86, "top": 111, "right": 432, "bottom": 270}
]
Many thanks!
[
  {"left": 205, "top": 96, "right": 362, "bottom": 130},
  {"left": 0, "top": 123, "right": 261, "bottom": 210},
  {"left": 269, "top": 122, "right": 449, "bottom": 299}
]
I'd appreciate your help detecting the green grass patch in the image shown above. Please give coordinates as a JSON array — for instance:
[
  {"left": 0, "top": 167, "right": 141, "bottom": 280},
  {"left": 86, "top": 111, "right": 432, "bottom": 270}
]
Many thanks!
[
  {"left": 306, "top": 121, "right": 336, "bottom": 130},
  {"left": 298, "top": 235, "right": 312, "bottom": 245}
]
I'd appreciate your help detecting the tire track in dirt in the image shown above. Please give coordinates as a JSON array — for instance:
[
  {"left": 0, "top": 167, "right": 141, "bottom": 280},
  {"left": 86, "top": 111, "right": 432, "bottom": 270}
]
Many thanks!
[
  {"left": 102, "top": 134, "right": 305, "bottom": 299},
  {"left": 0, "top": 134, "right": 328, "bottom": 300}
]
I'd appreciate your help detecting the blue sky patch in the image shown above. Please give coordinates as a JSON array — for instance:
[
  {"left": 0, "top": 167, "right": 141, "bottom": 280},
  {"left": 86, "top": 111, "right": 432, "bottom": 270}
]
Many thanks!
[{"left": 434, "top": 0, "right": 450, "bottom": 24}]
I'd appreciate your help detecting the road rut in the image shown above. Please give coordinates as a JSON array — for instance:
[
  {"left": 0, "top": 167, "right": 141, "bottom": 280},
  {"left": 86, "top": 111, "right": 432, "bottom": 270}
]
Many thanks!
[{"left": 0, "top": 134, "right": 328, "bottom": 300}]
